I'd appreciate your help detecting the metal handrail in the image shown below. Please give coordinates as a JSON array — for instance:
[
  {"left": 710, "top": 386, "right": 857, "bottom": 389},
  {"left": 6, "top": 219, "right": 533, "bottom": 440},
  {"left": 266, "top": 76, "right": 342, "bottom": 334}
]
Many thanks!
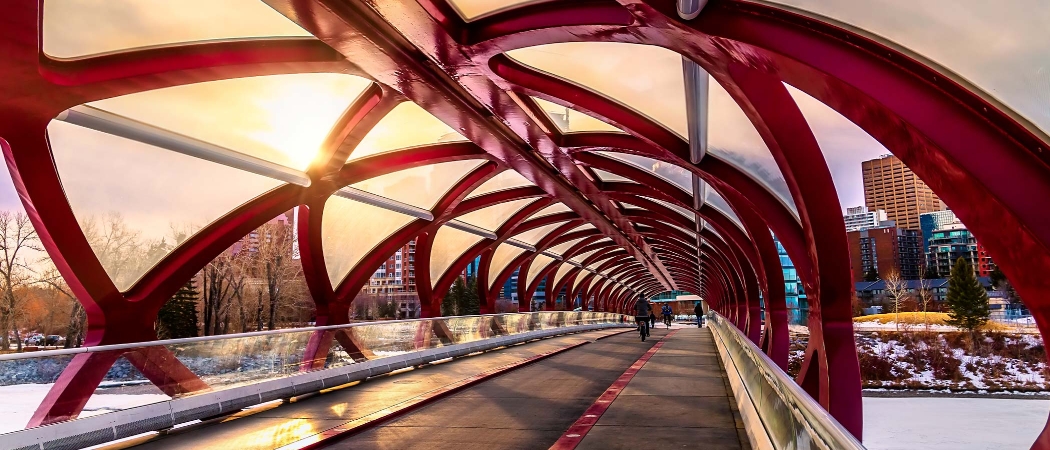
[
  {"left": 0, "top": 311, "right": 623, "bottom": 362},
  {"left": 708, "top": 312, "right": 865, "bottom": 450}
]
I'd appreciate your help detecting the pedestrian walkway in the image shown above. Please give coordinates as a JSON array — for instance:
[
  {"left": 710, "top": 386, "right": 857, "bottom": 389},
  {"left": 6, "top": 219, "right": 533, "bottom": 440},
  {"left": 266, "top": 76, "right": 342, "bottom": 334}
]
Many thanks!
[
  {"left": 566, "top": 327, "right": 751, "bottom": 449},
  {"left": 114, "top": 326, "right": 748, "bottom": 449}
]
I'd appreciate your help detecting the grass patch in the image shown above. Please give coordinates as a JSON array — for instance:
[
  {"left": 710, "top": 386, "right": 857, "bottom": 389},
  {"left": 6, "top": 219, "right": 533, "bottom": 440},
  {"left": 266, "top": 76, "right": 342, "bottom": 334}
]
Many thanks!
[
  {"left": 854, "top": 312, "right": 949, "bottom": 325},
  {"left": 853, "top": 312, "right": 1009, "bottom": 331}
]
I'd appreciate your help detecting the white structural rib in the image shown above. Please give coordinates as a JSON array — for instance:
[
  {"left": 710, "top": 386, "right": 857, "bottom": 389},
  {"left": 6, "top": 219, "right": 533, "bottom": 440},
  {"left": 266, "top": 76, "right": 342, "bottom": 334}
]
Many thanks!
[{"left": 56, "top": 105, "right": 312, "bottom": 187}]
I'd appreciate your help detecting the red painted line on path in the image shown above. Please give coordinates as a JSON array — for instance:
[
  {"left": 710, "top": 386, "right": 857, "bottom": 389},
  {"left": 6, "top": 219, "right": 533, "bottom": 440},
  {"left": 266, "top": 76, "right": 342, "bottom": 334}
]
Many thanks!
[{"left": 549, "top": 329, "right": 680, "bottom": 450}]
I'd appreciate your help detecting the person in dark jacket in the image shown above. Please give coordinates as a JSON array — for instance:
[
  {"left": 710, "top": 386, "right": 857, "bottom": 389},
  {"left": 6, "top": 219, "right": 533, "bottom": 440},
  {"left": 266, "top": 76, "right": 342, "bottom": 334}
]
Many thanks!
[
  {"left": 633, "top": 295, "right": 651, "bottom": 338},
  {"left": 648, "top": 305, "right": 656, "bottom": 330},
  {"left": 694, "top": 301, "right": 704, "bottom": 327}
]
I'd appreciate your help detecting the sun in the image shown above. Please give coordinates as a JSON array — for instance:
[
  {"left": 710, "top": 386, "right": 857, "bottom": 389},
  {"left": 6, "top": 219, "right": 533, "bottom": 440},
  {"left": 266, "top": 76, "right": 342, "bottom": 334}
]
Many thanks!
[{"left": 246, "top": 75, "right": 372, "bottom": 170}]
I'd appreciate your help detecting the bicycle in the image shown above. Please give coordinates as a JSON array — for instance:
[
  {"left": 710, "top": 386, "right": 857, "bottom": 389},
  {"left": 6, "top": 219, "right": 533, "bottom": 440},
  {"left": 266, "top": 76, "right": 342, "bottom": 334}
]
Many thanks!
[
  {"left": 663, "top": 314, "right": 672, "bottom": 329},
  {"left": 636, "top": 317, "right": 649, "bottom": 341}
]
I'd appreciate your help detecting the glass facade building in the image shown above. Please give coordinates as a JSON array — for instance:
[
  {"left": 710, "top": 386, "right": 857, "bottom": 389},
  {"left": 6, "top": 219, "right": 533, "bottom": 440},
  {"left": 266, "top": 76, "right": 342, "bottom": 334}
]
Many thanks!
[
  {"left": 919, "top": 210, "right": 958, "bottom": 250},
  {"left": 775, "top": 237, "right": 808, "bottom": 325}
]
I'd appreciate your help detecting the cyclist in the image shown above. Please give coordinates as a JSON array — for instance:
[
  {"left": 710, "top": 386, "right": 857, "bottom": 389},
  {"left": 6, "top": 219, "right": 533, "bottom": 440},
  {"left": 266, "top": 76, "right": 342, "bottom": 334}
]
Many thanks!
[
  {"left": 633, "top": 295, "right": 651, "bottom": 341},
  {"left": 661, "top": 304, "right": 673, "bottom": 328}
]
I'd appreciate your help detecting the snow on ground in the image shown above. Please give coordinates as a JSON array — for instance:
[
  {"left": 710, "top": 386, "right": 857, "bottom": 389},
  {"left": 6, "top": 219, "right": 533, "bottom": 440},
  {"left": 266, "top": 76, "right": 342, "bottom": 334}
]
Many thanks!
[
  {"left": 864, "top": 397, "right": 1050, "bottom": 450},
  {"left": 0, "top": 384, "right": 169, "bottom": 434},
  {"left": 853, "top": 321, "right": 958, "bottom": 332}
]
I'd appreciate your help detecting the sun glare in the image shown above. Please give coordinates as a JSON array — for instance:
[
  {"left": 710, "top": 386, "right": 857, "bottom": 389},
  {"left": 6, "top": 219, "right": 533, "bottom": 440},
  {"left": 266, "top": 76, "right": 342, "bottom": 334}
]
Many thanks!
[
  {"left": 247, "top": 78, "right": 367, "bottom": 170},
  {"left": 90, "top": 73, "right": 373, "bottom": 171}
]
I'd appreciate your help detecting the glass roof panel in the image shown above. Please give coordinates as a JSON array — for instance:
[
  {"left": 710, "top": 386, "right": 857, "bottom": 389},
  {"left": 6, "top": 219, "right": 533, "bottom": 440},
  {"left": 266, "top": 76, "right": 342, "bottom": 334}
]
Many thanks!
[
  {"left": 548, "top": 237, "right": 586, "bottom": 256},
  {"left": 49, "top": 121, "right": 283, "bottom": 291},
  {"left": 466, "top": 169, "right": 534, "bottom": 200},
  {"left": 507, "top": 42, "right": 687, "bottom": 137},
  {"left": 642, "top": 196, "right": 695, "bottom": 221},
  {"left": 348, "top": 101, "right": 466, "bottom": 162},
  {"left": 552, "top": 262, "right": 577, "bottom": 290},
  {"left": 526, "top": 254, "right": 555, "bottom": 288},
  {"left": 430, "top": 225, "right": 486, "bottom": 287},
  {"left": 660, "top": 220, "right": 697, "bottom": 239},
  {"left": 783, "top": 83, "right": 888, "bottom": 211},
  {"left": 704, "top": 225, "right": 724, "bottom": 241},
  {"left": 705, "top": 188, "right": 745, "bottom": 232},
  {"left": 42, "top": 0, "right": 312, "bottom": 58},
  {"left": 597, "top": 152, "right": 692, "bottom": 193},
  {"left": 457, "top": 198, "right": 537, "bottom": 232},
  {"left": 489, "top": 242, "right": 527, "bottom": 288},
  {"left": 513, "top": 221, "right": 570, "bottom": 246},
  {"left": 350, "top": 159, "right": 484, "bottom": 210},
  {"left": 593, "top": 279, "right": 612, "bottom": 295},
  {"left": 572, "top": 269, "right": 593, "bottom": 292},
  {"left": 592, "top": 169, "right": 635, "bottom": 183},
  {"left": 321, "top": 195, "right": 416, "bottom": 287},
  {"left": 767, "top": 0, "right": 1050, "bottom": 136},
  {"left": 446, "top": 0, "right": 542, "bottom": 21},
  {"left": 568, "top": 223, "right": 596, "bottom": 233},
  {"left": 615, "top": 264, "right": 640, "bottom": 281},
  {"left": 528, "top": 203, "right": 572, "bottom": 220},
  {"left": 531, "top": 97, "right": 624, "bottom": 133},
  {"left": 589, "top": 252, "right": 620, "bottom": 267},
  {"left": 89, "top": 73, "right": 371, "bottom": 171},
  {"left": 570, "top": 248, "right": 600, "bottom": 264},
  {"left": 707, "top": 78, "right": 798, "bottom": 216}
]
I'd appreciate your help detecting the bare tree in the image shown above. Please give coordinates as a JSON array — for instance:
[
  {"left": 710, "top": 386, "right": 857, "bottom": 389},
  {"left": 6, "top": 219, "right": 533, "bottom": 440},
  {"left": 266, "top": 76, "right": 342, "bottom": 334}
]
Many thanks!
[
  {"left": 201, "top": 252, "right": 237, "bottom": 336},
  {"left": 883, "top": 269, "right": 909, "bottom": 332},
  {"left": 255, "top": 221, "right": 299, "bottom": 330},
  {"left": 80, "top": 213, "right": 145, "bottom": 289},
  {"left": 35, "top": 264, "right": 84, "bottom": 347},
  {"left": 917, "top": 271, "right": 934, "bottom": 333},
  {"left": 0, "top": 212, "right": 42, "bottom": 351}
]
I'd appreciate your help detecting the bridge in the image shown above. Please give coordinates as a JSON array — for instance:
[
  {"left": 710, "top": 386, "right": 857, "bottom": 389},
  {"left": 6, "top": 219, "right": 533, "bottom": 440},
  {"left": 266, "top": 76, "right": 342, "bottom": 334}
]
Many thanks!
[
  {"left": 2, "top": 313, "right": 861, "bottom": 449},
  {"left": 0, "top": 0, "right": 1048, "bottom": 449}
]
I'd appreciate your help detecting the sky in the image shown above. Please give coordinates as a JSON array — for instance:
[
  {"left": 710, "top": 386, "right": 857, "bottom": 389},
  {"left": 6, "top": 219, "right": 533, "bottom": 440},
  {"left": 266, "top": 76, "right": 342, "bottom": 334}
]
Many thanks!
[{"left": 5, "top": 0, "right": 1045, "bottom": 286}]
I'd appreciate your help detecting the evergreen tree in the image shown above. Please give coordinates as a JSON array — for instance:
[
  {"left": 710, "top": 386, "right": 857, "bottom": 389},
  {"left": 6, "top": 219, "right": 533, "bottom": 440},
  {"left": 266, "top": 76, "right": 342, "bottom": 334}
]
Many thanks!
[
  {"left": 988, "top": 266, "right": 1021, "bottom": 304},
  {"left": 989, "top": 266, "right": 1007, "bottom": 290},
  {"left": 462, "top": 276, "right": 480, "bottom": 315},
  {"left": 944, "top": 257, "right": 989, "bottom": 336},
  {"left": 923, "top": 265, "right": 940, "bottom": 279},
  {"left": 863, "top": 266, "right": 880, "bottom": 282},
  {"left": 442, "top": 277, "right": 467, "bottom": 316},
  {"left": 157, "top": 280, "right": 200, "bottom": 339},
  {"left": 441, "top": 276, "right": 481, "bottom": 316}
]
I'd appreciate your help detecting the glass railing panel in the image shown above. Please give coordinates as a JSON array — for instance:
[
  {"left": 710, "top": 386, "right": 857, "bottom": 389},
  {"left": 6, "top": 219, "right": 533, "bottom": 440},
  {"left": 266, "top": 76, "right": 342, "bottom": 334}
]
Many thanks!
[{"left": 0, "top": 312, "right": 625, "bottom": 434}]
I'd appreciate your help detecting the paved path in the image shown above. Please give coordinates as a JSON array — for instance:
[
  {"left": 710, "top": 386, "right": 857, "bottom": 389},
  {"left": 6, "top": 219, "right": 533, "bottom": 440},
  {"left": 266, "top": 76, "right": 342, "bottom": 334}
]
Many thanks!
[
  {"left": 571, "top": 327, "right": 750, "bottom": 450},
  {"left": 125, "top": 326, "right": 748, "bottom": 450},
  {"left": 333, "top": 328, "right": 663, "bottom": 449}
]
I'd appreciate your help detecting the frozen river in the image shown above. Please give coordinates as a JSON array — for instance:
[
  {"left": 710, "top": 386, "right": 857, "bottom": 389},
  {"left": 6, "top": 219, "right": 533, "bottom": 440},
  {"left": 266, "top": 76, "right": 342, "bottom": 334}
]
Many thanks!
[{"left": 864, "top": 397, "right": 1049, "bottom": 449}]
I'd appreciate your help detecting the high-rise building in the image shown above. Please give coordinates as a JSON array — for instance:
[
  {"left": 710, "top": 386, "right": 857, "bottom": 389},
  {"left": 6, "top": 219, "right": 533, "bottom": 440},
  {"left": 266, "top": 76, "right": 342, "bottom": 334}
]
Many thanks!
[
  {"left": 774, "top": 236, "right": 808, "bottom": 325},
  {"left": 847, "top": 225, "right": 924, "bottom": 280},
  {"left": 843, "top": 205, "right": 891, "bottom": 232},
  {"left": 367, "top": 238, "right": 416, "bottom": 294},
  {"left": 862, "top": 154, "right": 945, "bottom": 230},
  {"left": 919, "top": 210, "right": 958, "bottom": 250},
  {"left": 926, "top": 222, "right": 996, "bottom": 278}
]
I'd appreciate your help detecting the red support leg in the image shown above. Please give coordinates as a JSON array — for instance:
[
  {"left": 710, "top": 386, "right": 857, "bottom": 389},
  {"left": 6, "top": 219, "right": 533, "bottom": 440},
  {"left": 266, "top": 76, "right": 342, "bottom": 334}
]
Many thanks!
[
  {"left": 27, "top": 351, "right": 123, "bottom": 427},
  {"left": 124, "top": 346, "right": 210, "bottom": 396}
]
